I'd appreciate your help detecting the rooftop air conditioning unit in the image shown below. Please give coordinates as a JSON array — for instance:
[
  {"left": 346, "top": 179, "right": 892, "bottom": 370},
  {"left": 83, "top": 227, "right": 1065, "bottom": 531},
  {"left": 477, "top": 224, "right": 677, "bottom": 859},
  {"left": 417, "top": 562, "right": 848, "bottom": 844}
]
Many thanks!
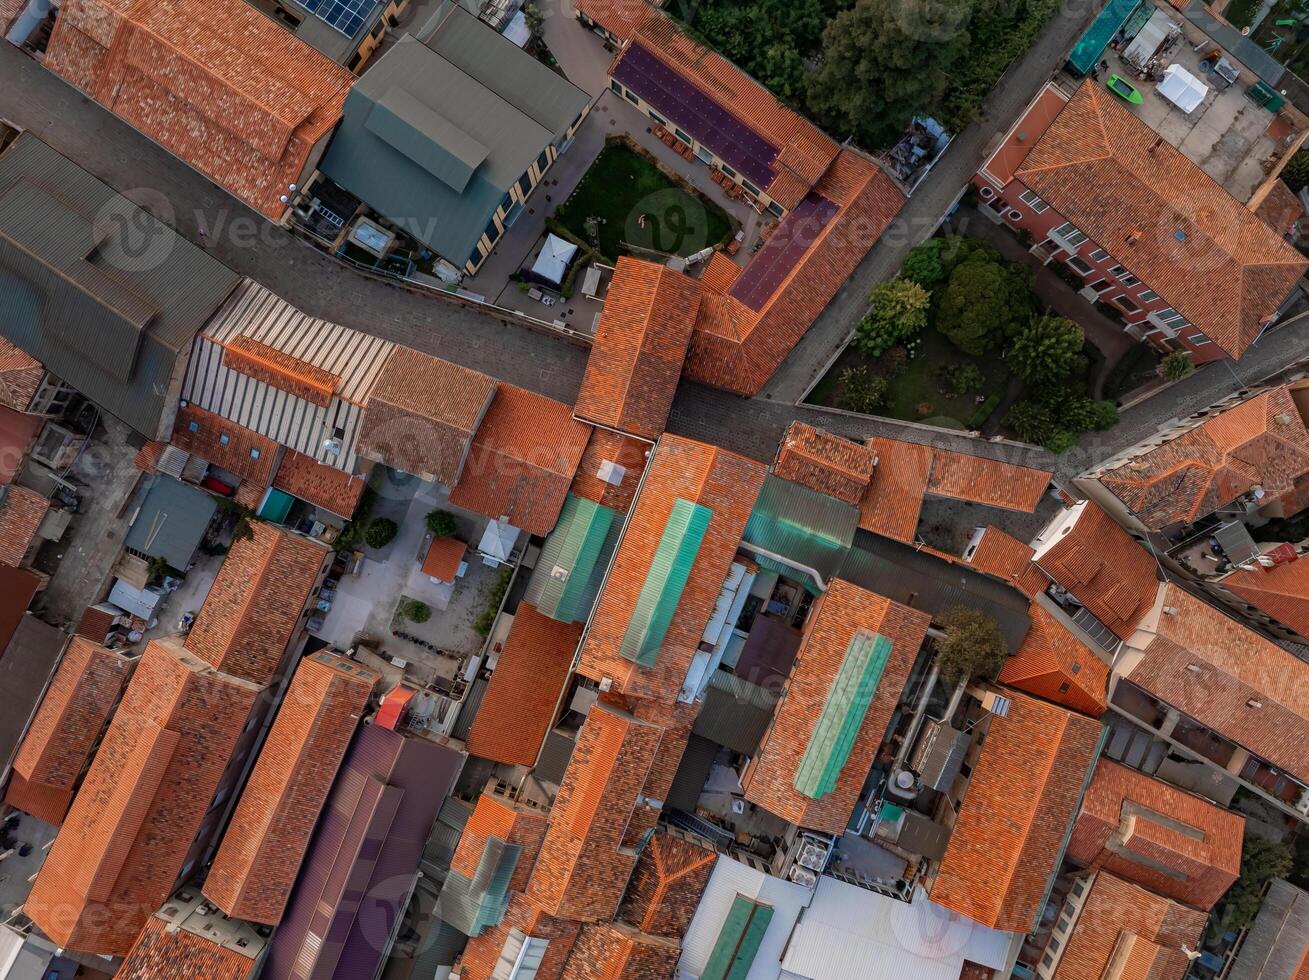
[{"left": 597, "top": 460, "right": 626, "bottom": 486}]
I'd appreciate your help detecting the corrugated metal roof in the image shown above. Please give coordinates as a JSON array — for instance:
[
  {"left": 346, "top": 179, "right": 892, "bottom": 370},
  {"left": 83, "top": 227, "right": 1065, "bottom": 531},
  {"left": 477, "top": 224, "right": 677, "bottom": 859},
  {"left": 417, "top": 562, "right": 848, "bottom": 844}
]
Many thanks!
[
  {"left": 525, "top": 494, "right": 618, "bottom": 624},
  {"left": 412, "top": 918, "right": 468, "bottom": 973},
  {"left": 620, "top": 498, "right": 711, "bottom": 666},
  {"left": 743, "top": 475, "right": 858, "bottom": 593},
  {"left": 184, "top": 280, "right": 393, "bottom": 470},
  {"left": 534, "top": 728, "right": 576, "bottom": 786},
  {"left": 703, "top": 894, "right": 774, "bottom": 980},
  {"left": 122, "top": 478, "right": 218, "bottom": 570},
  {"left": 692, "top": 671, "right": 778, "bottom": 756},
  {"left": 1228, "top": 878, "right": 1309, "bottom": 980},
  {"left": 666, "top": 732, "right": 718, "bottom": 813},
  {"left": 452, "top": 675, "right": 489, "bottom": 742},
  {"left": 0, "top": 136, "right": 239, "bottom": 436},
  {"left": 0, "top": 615, "right": 65, "bottom": 777},
  {"left": 434, "top": 836, "right": 520, "bottom": 936}
]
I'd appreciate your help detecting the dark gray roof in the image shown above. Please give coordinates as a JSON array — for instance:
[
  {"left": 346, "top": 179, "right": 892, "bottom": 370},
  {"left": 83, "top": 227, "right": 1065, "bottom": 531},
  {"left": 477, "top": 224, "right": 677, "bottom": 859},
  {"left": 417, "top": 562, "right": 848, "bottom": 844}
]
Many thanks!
[
  {"left": 0, "top": 136, "right": 239, "bottom": 436},
  {"left": 839, "top": 529, "right": 1031, "bottom": 652},
  {"left": 666, "top": 733, "right": 718, "bottom": 813},
  {"left": 1229, "top": 878, "right": 1309, "bottom": 980},
  {"left": 534, "top": 728, "right": 576, "bottom": 786},
  {"left": 123, "top": 477, "right": 218, "bottom": 571},
  {"left": 692, "top": 671, "right": 778, "bottom": 756},
  {"left": 0, "top": 615, "right": 65, "bottom": 776},
  {"left": 320, "top": 7, "right": 588, "bottom": 265}
]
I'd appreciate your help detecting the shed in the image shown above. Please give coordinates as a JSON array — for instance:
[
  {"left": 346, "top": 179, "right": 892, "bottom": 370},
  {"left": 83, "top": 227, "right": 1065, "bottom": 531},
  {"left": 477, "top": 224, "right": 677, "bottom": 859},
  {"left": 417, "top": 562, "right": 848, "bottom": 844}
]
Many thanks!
[{"left": 123, "top": 478, "right": 218, "bottom": 571}]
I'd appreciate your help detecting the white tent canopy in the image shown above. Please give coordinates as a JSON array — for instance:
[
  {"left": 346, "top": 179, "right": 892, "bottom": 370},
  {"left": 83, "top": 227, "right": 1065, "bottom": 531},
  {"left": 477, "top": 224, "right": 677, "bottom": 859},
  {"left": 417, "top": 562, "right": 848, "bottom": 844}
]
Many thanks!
[
  {"left": 478, "top": 519, "right": 520, "bottom": 563},
  {"left": 1159, "top": 64, "right": 1209, "bottom": 113},
  {"left": 530, "top": 234, "right": 578, "bottom": 286}
]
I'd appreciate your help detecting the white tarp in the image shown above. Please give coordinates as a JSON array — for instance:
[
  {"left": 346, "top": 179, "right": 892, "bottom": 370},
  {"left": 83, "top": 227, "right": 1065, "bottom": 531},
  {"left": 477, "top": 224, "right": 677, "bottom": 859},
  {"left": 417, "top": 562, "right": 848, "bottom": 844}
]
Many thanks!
[
  {"left": 502, "top": 9, "right": 530, "bottom": 47},
  {"left": 530, "top": 234, "right": 578, "bottom": 286},
  {"left": 1122, "top": 9, "right": 1179, "bottom": 69},
  {"left": 108, "top": 579, "right": 166, "bottom": 620},
  {"left": 1159, "top": 64, "right": 1209, "bottom": 113},
  {"left": 477, "top": 519, "right": 519, "bottom": 562}
]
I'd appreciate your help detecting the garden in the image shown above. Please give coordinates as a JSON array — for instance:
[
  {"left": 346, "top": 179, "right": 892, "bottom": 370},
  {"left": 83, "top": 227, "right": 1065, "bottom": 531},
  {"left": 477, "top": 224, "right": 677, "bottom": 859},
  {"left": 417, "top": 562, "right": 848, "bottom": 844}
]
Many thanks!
[
  {"left": 807, "top": 236, "right": 1133, "bottom": 452},
  {"left": 550, "top": 139, "right": 733, "bottom": 263}
]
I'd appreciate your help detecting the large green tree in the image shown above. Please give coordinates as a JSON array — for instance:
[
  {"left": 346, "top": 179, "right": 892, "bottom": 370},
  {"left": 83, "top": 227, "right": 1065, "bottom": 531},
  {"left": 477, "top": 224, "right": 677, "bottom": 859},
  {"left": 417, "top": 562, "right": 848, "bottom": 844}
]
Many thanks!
[
  {"left": 934, "top": 250, "right": 1032, "bottom": 355},
  {"left": 686, "top": 0, "right": 828, "bottom": 101},
  {"left": 806, "top": 0, "right": 971, "bottom": 147},
  {"left": 1215, "top": 833, "right": 1291, "bottom": 933},
  {"left": 1009, "top": 314, "right": 1084, "bottom": 385},
  {"left": 853, "top": 279, "right": 930, "bottom": 356},
  {"left": 936, "top": 607, "right": 1007, "bottom": 682}
]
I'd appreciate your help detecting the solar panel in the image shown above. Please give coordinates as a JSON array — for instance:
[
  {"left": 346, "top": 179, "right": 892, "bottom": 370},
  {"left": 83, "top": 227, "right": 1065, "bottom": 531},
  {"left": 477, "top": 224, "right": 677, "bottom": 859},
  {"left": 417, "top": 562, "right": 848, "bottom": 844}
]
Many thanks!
[
  {"left": 612, "top": 43, "right": 780, "bottom": 189},
  {"left": 729, "top": 194, "right": 838, "bottom": 310},
  {"left": 293, "top": 0, "right": 376, "bottom": 37}
]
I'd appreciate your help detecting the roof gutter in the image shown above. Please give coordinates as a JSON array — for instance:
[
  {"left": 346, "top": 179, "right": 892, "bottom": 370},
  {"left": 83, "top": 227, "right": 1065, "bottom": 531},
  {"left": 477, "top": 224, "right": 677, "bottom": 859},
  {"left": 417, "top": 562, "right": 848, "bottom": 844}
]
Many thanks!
[{"left": 736, "top": 540, "right": 829, "bottom": 592}]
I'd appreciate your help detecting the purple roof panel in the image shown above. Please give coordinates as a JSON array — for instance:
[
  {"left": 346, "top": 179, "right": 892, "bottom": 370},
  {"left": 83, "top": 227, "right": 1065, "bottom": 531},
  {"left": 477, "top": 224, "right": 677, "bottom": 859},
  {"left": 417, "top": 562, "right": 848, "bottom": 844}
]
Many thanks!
[
  {"left": 612, "top": 42, "right": 779, "bottom": 188},
  {"left": 728, "top": 194, "right": 839, "bottom": 311}
]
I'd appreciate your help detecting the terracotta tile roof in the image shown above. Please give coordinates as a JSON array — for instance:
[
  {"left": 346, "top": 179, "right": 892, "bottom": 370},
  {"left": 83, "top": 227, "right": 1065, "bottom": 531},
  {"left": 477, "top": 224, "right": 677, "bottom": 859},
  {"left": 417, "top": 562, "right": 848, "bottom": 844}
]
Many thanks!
[
  {"left": 356, "top": 347, "right": 497, "bottom": 485},
  {"left": 931, "top": 689, "right": 1102, "bottom": 933},
  {"left": 224, "top": 334, "right": 340, "bottom": 407},
  {"left": 926, "top": 448, "right": 1052, "bottom": 511},
  {"left": 700, "top": 251, "right": 742, "bottom": 294},
  {"left": 0, "top": 336, "right": 42, "bottom": 412},
  {"left": 421, "top": 536, "right": 467, "bottom": 582},
  {"left": 1097, "top": 387, "right": 1309, "bottom": 529},
  {"left": 859, "top": 437, "right": 933, "bottom": 541},
  {"left": 526, "top": 702, "right": 664, "bottom": 922},
  {"left": 6, "top": 637, "right": 133, "bottom": 825},
  {"left": 203, "top": 651, "right": 376, "bottom": 925},
  {"left": 1033, "top": 501, "right": 1159, "bottom": 639},
  {"left": 451, "top": 790, "right": 549, "bottom": 896},
  {"left": 24, "top": 638, "right": 260, "bottom": 957},
  {"left": 0, "top": 406, "right": 40, "bottom": 486},
  {"left": 0, "top": 485, "right": 48, "bottom": 567},
  {"left": 563, "top": 921, "right": 680, "bottom": 979},
  {"left": 134, "top": 440, "right": 167, "bottom": 473},
  {"left": 620, "top": 17, "right": 838, "bottom": 209},
  {"left": 44, "top": 0, "right": 353, "bottom": 219},
  {"left": 617, "top": 831, "right": 715, "bottom": 937},
  {"left": 1015, "top": 81, "right": 1309, "bottom": 359},
  {"left": 998, "top": 601, "right": 1109, "bottom": 716},
  {"left": 772, "top": 422, "right": 873, "bottom": 505},
  {"left": 979, "top": 84, "right": 1070, "bottom": 187},
  {"left": 1048, "top": 872, "right": 1208, "bottom": 979},
  {"left": 1123, "top": 582, "right": 1309, "bottom": 780},
  {"left": 570, "top": 427, "right": 650, "bottom": 514},
  {"left": 451, "top": 383, "right": 591, "bottom": 534},
  {"left": 3, "top": 772, "right": 76, "bottom": 826},
  {"left": 117, "top": 917, "right": 254, "bottom": 980},
  {"left": 458, "top": 893, "right": 580, "bottom": 980},
  {"left": 1015, "top": 562, "right": 1051, "bottom": 598},
  {"left": 171, "top": 404, "right": 278, "bottom": 491},
  {"left": 185, "top": 521, "right": 329, "bottom": 686},
  {"left": 272, "top": 449, "right": 366, "bottom": 519},
  {"left": 467, "top": 602, "right": 582, "bottom": 766},
  {"left": 574, "top": 0, "right": 657, "bottom": 39},
  {"left": 1224, "top": 553, "right": 1309, "bottom": 640},
  {"left": 1254, "top": 179, "right": 1305, "bottom": 237},
  {"left": 1067, "top": 759, "right": 1242, "bottom": 911},
  {"left": 575, "top": 258, "right": 700, "bottom": 441},
  {"left": 968, "top": 526, "right": 1035, "bottom": 583},
  {"left": 577, "top": 434, "right": 766, "bottom": 701},
  {"left": 743, "top": 580, "right": 931, "bottom": 834},
  {"left": 686, "top": 150, "right": 905, "bottom": 395}
]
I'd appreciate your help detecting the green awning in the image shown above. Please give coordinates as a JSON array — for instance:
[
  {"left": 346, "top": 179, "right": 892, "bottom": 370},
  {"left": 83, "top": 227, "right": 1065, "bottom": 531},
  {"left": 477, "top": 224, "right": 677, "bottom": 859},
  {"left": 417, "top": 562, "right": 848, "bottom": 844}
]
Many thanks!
[
  {"left": 258, "top": 487, "right": 295, "bottom": 525},
  {"left": 528, "top": 494, "right": 617, "bottom": 623},
  {"left": 619, "top": 497, "right": 711, "bottom": 666},
  {"left": 703, "top": 894, "right": 774, "bottom": 980},
  {"left": 794, "top": 630, "right": 892, "bottom": 799}
]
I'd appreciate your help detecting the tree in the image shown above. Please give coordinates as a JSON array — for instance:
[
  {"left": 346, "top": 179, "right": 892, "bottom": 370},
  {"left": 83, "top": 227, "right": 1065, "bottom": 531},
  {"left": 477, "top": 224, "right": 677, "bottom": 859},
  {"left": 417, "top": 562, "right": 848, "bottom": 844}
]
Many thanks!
[
  {"left": 1005, "top": 399, "right": 1055, "bottom": 444},
  {"left": 401, "top": 599, "right": 431, "bottom": 624},
  {"left": 687, "top": 0, "right": 827, "bottom": 102},
  {"left": 1009, "top": 314, "right": 1084, "bottom": 385},
  {"left": 839, "top": 366, "right": 889, "bottom": 413},
  {"left": 934, "top": 250, "right": 1032, "bottom": 355},
  {"left": 936, "top": 607, "right": 1007, "bottom": 682},
  {"left": 1216, "top": 832, "right": 1291, "bottom": 932},
  {"left": 1158, "top": 350, "right": 1195, "bottom": 381},
  {"left": 806, "top": 0, "right": 971, "bottom": 148},
  {"left": 426, "top": 509, "right": 457, "bottom": 538},
  {"left": 853, "top": 279, "right": 930, "bottom": 357},
  {"left": 1043, "top": 429, "right": 1079, "bottom": 454},
  {"left": 1283, "top": 149, "right": 1309, "bottom": 193},
  {"left": 365, "top": 517, "right": 398, "bottom": 549},
  {"left": 901, "top": 239, "right": 947, "bottom": 287}
]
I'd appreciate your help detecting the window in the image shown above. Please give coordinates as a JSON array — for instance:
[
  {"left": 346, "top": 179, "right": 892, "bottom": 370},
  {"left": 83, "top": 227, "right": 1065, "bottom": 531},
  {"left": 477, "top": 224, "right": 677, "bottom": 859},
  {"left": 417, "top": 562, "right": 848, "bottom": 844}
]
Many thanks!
[
  {"left": 219, "top": 434, "right": 230, "bottom": 446},
  {"left": 1007, "top": 209, "right": 1023, "bottom": 221},
  {"left": 498, "top": 190, "right": 513, "bottom": 216},
  {"left": 1107, "top": 264, "right": 1125, "bottom": 276},
  {"left": 674, "top": 127, "right": 692, "bottom": 144},
  {"left": 610, "top": 79, "right": 622, "bottom": 96},
  {"left": 721, "top": 163, "right": 737, "bottom": 178},
  {"left": 1042, "top": 953, "right": 1054, "bottom": 968},
  {"left": 1115, "top": 295, "right": 1140, "bottom": 313},
  {"left": 1118, "top": 272, "right": 1140, "bottom": 287},
  {"left": 1086, "top": 279, "right": 1113, "bottom": 294},
  {"left": 1018, "top": 189, "right": 1050, "bottom": 213},
  {"left": 1139, "top": 289, "right": 1159, "bottom": 301},
  {"left": 1051, "top": 222, "right": 1088, "bottom": 248},
  {"left": 1067, "top": 256, "right": 1093, "bottom": 276},
  {"left": 1070, "top": 662, "right": 1082, "bottom": 675},
  {"left": 1190, "top": 332, "right": 1212, "bottom": 346},
  {"left": 536, "top": 150, "right": 549, "bottom": 175},
  {"left": 1087, "top": 247, "right": 1108, "bottom": 261},
  {"left": 1048, "top": 939, "right": 1060, "bottom": 954},
  {"left": 482, "top": 216, "right": 500, "bottom": 246},
  {"left": 188, "top": 421, "right": 199, "bottom": 433},
  {"left": 1056, "top": 916, "right": 1071, "bottom": 933},
  {"left": 517, "top": 173, "right": 533, "bottom": 198},
  {"left": 249, "top": 448, "right": 260, "bottom": 459},
  {"left": 741, "top": 178, "right": 760, "bottom": 196},
  {"left": 648, "top": 109, "right": 667, "bottom": 127},
  {"left": 1071, "top": 880, "right": 1085, "bottom": 897},
  {"left": 624, "top": 89, "right": 640, "bottom": 106},
  {"left": 768, "top": 201, "right": 784, "bottom": 217},
  {"left": 1058, "top": 682, "right": 1070, "bottom": 693}
]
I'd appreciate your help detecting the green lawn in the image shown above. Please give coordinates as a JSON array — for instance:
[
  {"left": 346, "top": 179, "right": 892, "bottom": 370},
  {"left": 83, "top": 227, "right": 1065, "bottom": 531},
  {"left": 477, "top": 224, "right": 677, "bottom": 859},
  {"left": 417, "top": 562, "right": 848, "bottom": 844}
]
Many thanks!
[{"left": 552, "top": 141, "right": 733, "bottom": 262}]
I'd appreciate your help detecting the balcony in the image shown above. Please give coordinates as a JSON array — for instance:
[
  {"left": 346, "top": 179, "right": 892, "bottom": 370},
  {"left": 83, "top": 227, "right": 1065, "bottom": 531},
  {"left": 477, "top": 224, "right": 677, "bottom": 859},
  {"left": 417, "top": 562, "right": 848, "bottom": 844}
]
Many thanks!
[{"left": 1110, "top": 680, "right": 1169, "bottom": 729}]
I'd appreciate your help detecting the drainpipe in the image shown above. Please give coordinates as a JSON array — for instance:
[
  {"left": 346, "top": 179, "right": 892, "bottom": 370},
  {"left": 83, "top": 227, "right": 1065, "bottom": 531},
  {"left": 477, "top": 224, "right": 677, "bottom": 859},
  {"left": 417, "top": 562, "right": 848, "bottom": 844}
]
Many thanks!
[{"left": 735, "top": 541, "right": 829, "bottom": 592}]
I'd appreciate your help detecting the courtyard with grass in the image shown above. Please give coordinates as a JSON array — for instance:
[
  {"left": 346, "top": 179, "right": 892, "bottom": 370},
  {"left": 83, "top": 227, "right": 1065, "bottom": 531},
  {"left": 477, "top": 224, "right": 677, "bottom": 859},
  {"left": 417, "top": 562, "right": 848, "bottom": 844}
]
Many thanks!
[{"left": 550, "top": 139, "right": 733, "bottom": 262}]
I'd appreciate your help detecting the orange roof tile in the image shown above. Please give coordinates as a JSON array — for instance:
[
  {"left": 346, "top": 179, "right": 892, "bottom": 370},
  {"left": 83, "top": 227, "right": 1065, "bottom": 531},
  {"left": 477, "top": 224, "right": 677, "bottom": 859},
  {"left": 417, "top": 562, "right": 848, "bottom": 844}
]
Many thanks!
[
  {"left": 466, "top": 603, "right": 582, "bottom": 766},
  {"left": 185, "top": 521, "right": 329, "bottom": 686},
  {"left": 1224, "top": 552, "right": 1309, "bottom": 640},
  {"left": 224, "top": 335, "right": 340, "bottom": 407},
  {"left": 1122, "top": 582, "right": 1309, "bottom": 780},
  {"left": 1098, "top": 387, "right": 1309, "bottom": 529},
  {"left": 577, "top": 434, "right": 766, "bottom": 702},
  {"left": 1254, "top": 179, "right": 1305, "bottom": 238},
  {"left": 421, "top": 536, "right": 467, "bottom": 582},
  {"left": 967, "top": 526, "right": 1035, "bottom": 583},
  {"left": 0, "top": 336, "right": 42, "bottom": 412},
  {"left": 575, "top": 258, "right": 700, "bottom": 441},
  {"left": 743, "top": 580, "right": 931, "bottom": 834},
  {"left": 355, "top": 348, "right": 497, "bottom": 485},
  {"left": 3, "top": 772, "right": 76, "bottom": 826},
  {"left": 450, "top": 383, "right": 591, "bottom": 535},
  {"left": 1015, "top": 81, "right": 1309, "bottom": 359},
  {"left": 570, "top": 427, "right": 650, "bottom": 514},
  {"left": 931, "top": 689, "right": 1102, "bottom": 933},
  {"left": 44, "top": 0, "right": 353, "bottom": 219},
  {"left": 272, "top": 449, "right": 367, "bottom": 519},
  {"left": 617, "top": 831, "right": 716, "bottom": 937},
  {"left": 1033, "top": 501, "right": 1159, "bottom": 639},
  {"left": 772, "top": 422, "right": 873, "bottom": 505},
  {"left": 1067, "top": 759, "right": 1242, "bottom": 911},
  {"left": 998, "top": 600, "right": 1109, "bottom": 716},
  {"left": 859, "top": 437, "right": 933, "bottom": 541},
  {"left": 686, "top": 150, "right": 905, "bottom": 395},
  {"left": 116, "top": 917, "right": 254, "bottom": 980},
  {"left": 134, "top": 440, "right": 167, "bottom": 473},
  {"left": 979, "top": 84, "right": 1069, "bottom": 188},
  {"left": 1015, "top": 562, "right": 1051, "bottom": 598},
  {"left": 458, "top": 892, "right": 580, "bottom": 980},
  {"left": 1048, "top": 872, "right": 1207, "bottom": 979},
  {"left": 700, "top": 251, "right": 742, "bottom": 294},
  {"left": 171, "top": 404, "right": 278, "bottom": 491},
  {"left": 926, "top": 448, "right": 1052, "bottom": 511},
  {"left": 451, "top": 790, "right": 549, "bottom": 896},
  {"left": 563, "top": 922, "right": 680, "bottom": 979},
  {"left": 0, "top": 485, "right": 48, "bottom": 567}
]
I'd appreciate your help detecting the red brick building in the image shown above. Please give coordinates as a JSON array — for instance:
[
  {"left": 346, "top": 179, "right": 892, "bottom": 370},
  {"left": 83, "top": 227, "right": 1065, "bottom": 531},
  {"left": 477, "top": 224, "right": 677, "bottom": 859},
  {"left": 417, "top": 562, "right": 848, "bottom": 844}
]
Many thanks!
[
  {"left": 25, "top": 638, "right": 260, "bottom": 956},
  {"left": 203, "top": 651, "right": 377, "bottom": 924}
]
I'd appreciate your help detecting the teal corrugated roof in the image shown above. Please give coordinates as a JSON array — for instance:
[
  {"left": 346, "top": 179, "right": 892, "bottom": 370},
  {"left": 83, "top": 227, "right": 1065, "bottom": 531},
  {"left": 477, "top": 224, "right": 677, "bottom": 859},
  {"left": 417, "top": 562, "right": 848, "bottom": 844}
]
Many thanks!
[
  {"left": 619, "top": 497, "right": 712, "bottom": 666},
  {"left": 793, "top": 631, "right": 892, "bottom": 799},
  {"left": 742, "top": 475, "right": 857, "bottom": 593},
  {"left": 703, "top": 894, "right": 774, "bottom": 980},
  {"left": 526, "top": 494, "right": 617, "bottom": 623}
]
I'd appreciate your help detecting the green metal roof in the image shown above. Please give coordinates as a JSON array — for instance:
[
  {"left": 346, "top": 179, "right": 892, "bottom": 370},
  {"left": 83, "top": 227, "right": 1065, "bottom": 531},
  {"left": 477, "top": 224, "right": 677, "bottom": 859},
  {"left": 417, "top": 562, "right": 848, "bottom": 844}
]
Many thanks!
[
  {"left": 742, "top": 475, "right": 857, "bottom": 594},
  {"left": 525, "top": 494, "right": 618, "bottom": 624},
  {"left": 703, "top": 894, "right": 774, "bottom": 980},
  {"left": 619, "top": 497, "right": 712, "bottom": 666},
  {"left": 258, "top": 487, "right": 295, "bottom": 524},
  {"left": 793, "top": 630, "right": 893, "bottom": 799}
]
